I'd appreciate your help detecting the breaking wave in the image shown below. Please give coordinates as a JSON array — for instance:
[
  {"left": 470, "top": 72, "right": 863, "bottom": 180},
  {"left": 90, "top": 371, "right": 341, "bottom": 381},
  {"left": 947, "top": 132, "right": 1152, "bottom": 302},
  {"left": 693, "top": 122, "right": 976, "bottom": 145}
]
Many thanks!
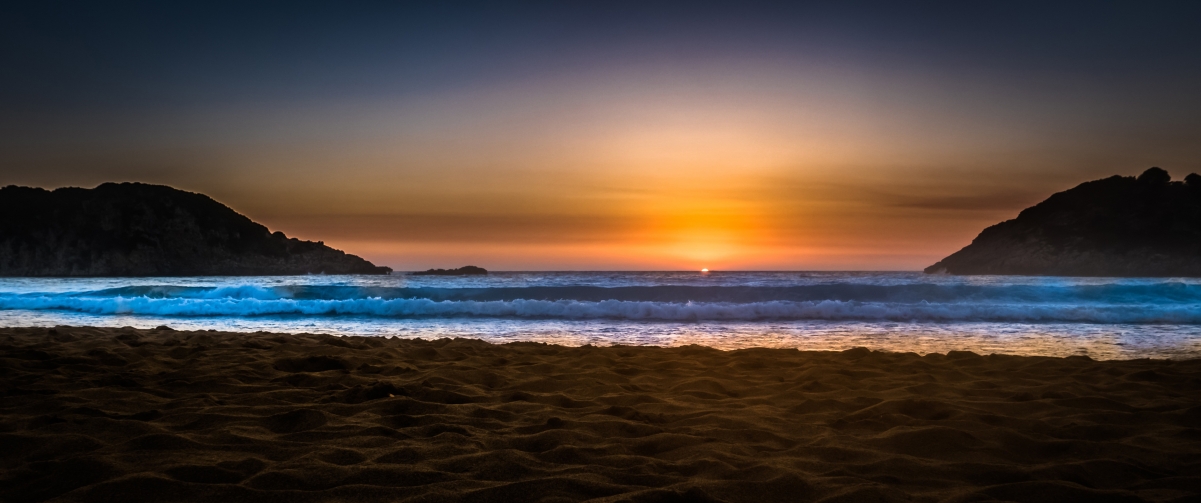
[{"left": 2, "top": 282, "right": 1200, "bottom": 323}]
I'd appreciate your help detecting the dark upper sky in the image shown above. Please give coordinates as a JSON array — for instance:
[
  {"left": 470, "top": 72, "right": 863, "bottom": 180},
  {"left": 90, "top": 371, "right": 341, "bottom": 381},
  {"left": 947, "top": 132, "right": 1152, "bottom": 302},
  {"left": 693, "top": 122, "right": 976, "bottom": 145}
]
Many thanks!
[
  {"left": 4, "top": 1, "right": 1201, "bottom": 269},
  {"left": 7, "top": 2, "right": 1199, "bottom": 105}
]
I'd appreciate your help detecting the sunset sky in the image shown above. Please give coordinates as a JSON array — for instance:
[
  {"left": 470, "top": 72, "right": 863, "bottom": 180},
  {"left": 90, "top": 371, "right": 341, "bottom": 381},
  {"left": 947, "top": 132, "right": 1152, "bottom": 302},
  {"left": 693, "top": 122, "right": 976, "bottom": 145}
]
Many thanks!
[{"left": 4, "top": 2, "right": 1201, "bottom": 270}]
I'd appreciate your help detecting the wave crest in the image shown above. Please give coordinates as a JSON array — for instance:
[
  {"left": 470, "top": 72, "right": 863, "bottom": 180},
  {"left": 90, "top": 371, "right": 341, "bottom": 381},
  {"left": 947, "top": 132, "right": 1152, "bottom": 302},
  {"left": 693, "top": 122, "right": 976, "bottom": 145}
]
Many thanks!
[{"left": 1, "top": 295, "right": 1198, "bottom": 323}]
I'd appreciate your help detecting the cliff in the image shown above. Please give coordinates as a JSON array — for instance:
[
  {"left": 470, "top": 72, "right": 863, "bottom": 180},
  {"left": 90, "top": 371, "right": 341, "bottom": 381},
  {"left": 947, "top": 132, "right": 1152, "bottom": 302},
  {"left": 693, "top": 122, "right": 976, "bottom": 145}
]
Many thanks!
[
  {"left": 925, "top": 168, "right": 1201, "bottom": 277},
  {"left": 0, "top": 183, "right": 391, "bottom": 276}
]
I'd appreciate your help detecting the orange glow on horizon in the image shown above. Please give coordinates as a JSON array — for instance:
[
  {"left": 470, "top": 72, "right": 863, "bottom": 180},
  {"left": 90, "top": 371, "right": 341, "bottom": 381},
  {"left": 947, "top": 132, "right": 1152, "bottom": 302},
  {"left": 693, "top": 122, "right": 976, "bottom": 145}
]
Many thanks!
[{"left": 6, "top": 54, "right": 1157, "bottom": 271}]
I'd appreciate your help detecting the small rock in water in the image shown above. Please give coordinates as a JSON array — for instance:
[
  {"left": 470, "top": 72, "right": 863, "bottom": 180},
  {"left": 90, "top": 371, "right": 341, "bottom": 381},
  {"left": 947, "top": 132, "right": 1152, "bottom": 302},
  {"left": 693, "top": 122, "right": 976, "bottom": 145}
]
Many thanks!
[
  {"left": 155, "top": 325, "right": 174, "bottom": 331},
  {"left": 411, "top": 265, "right": 488, "bottom": 276}
]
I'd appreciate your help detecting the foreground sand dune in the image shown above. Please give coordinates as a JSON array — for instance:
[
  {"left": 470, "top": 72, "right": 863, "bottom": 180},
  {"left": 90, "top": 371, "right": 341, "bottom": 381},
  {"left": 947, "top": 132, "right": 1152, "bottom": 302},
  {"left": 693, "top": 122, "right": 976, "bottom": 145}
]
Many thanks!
[{"left": 2, "top": 327, "right": 1199, "bottom": 502}]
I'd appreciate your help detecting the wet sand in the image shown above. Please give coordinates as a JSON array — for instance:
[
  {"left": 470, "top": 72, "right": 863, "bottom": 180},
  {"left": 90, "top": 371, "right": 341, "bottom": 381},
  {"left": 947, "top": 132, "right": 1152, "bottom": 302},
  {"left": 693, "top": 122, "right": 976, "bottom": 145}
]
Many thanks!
[{"left": 2, "top": 326, "right": 1199, "bottom": 502}]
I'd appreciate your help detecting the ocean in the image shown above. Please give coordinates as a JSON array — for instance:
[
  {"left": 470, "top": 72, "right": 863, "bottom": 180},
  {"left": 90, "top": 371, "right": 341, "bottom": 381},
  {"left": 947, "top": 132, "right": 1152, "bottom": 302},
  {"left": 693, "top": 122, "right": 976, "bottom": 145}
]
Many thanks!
[{"left": 2, "top": 271, "right": 1200, "bottom": 360}]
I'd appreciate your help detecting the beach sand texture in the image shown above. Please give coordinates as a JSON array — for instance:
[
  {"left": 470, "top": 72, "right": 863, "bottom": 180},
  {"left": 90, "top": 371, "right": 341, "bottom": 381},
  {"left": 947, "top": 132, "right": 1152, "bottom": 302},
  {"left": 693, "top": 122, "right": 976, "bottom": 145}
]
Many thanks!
[{"left": 2, "top": 327, "right": 1200, "bottom": 502}]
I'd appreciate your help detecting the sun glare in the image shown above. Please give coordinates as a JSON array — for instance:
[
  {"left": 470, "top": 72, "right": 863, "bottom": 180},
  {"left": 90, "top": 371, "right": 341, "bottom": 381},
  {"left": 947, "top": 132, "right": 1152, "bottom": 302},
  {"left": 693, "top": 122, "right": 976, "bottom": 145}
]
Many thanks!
[{"left": 701, "top": 268, "right": 709, "bottom": 273}]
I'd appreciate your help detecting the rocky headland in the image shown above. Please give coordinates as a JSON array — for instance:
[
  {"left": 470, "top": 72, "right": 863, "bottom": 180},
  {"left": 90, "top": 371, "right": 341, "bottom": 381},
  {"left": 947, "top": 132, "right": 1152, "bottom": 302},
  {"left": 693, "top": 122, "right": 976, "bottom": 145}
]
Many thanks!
[
  {"left": 0, "top": 183, "right": 391, "bottom": 276},
  {"left": 926, "top": 168, "right": 1201, "bottom": 276}
]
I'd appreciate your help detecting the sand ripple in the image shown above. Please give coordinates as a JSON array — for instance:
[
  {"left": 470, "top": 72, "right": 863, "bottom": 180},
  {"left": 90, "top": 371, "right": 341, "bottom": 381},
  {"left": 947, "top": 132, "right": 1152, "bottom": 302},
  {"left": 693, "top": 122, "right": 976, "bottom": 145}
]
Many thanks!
[{"left": 1, "top": 327, "right": 1199, "bottom": 502}]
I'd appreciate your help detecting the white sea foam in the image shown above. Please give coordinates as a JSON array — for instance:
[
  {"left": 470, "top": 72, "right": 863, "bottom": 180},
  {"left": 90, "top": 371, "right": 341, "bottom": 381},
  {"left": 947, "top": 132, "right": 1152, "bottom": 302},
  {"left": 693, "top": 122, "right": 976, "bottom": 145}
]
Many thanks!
[
  {"left": 5, "top": 273, "right": 1201, "bottom": 359},
  {"left": 1, "top": 294, "right": 1197, "bottom": 323}
]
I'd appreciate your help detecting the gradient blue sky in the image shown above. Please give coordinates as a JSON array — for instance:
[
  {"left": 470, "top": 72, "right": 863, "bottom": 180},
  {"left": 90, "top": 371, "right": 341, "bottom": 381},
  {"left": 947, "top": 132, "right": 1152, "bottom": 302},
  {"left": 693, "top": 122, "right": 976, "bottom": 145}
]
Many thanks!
[{"left": 4, "top": 1, "right": 1201, "bottom": 270}]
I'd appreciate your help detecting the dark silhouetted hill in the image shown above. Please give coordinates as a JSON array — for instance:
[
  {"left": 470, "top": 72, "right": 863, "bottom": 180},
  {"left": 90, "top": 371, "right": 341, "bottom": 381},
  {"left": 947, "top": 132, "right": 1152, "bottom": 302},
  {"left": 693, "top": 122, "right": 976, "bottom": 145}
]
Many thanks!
[
  {"left": 411, "top": 265, "right": 487, "bottom": 276},
  {"left": 0, "top": 183, "right": 391, "bottom": 276},
  {"left": 925, "top": 167, "right": 1201, "bottom": 277}
]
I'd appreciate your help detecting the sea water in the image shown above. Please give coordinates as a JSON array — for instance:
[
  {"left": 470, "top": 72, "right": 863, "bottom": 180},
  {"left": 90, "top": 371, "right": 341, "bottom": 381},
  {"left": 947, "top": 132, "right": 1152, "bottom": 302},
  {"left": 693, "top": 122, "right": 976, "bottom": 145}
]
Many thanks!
[{"left": 2, "top": 272, "right": 1200, "bottom": 359}]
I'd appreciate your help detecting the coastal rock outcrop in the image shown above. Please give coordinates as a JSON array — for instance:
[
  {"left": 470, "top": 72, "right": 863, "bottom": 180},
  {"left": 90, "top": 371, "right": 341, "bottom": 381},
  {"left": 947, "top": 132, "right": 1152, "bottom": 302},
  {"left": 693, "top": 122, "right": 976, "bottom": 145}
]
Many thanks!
[
  {"left": 925, "top": 168, "right": 1201, "bottom": 277},
  {"left": 0, "top": 183, "right": 391, "bottom": 276},
  {"left": 411, "top": 265, "right": 488, "bottom": 276}
]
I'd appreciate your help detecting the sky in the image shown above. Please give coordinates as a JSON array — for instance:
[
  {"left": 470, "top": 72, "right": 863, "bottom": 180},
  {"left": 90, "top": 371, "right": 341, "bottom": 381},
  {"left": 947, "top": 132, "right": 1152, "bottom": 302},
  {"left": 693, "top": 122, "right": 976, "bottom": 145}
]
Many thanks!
[{"left": 3, "top": 1, "right": 1201, "bottom": 270}]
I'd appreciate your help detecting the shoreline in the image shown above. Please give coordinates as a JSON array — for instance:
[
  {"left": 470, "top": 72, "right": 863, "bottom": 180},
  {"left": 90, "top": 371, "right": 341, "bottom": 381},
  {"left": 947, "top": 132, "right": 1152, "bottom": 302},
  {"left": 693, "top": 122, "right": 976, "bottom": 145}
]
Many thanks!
[
  {"left": 2, "top": 326, "right": 1199, "bottom": 502},
  {"left": 1, "top": 319, "right": 1195, "bottom": 361}
]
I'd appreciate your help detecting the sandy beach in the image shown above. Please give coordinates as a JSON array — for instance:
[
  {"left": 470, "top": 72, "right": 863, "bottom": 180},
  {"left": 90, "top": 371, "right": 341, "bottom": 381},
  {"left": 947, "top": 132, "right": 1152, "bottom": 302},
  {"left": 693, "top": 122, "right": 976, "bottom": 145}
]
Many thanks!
[{"left": 2, "top": 326, "right": 1199, "bottom": 502}]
